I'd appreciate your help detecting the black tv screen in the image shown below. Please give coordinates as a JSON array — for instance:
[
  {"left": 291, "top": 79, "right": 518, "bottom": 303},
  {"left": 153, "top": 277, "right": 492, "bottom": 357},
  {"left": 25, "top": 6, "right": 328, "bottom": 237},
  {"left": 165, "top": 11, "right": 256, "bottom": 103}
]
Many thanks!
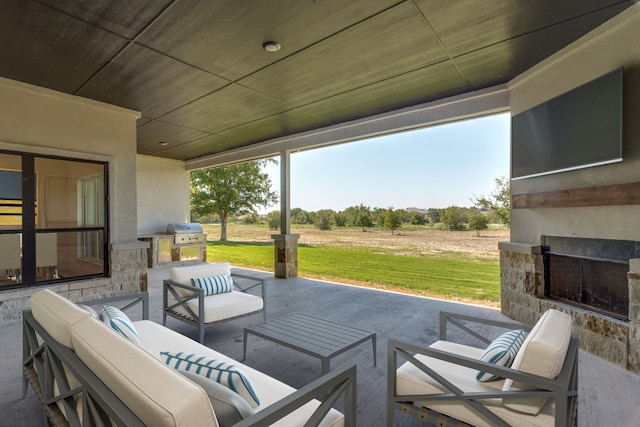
[{"left": 512, "top": 68, "right": 622, "bottom": 179}]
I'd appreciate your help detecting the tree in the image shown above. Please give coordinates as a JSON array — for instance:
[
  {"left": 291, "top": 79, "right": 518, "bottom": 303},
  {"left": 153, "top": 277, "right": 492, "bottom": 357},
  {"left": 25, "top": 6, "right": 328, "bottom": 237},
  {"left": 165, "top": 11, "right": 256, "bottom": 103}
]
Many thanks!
[
  {"left": 190, "top": 159, "right": 278, "bottom": 241},
  {"left": 426, "top": 208, "right": 441, "bottom": 224},
  {"left": 266, "top": 211, "right": 280, "bottom": 230},
  {"left": 441, "top": 206, "right": 467, "bottom": 231},
  {"left": 384, "top": 208, "right": 403, "bottom": 235},
  {"left": 345, "top": 204, "right": 374, "bottom": 231},
  {"left": 314, "top": 209, "right": 335, "bottom": 230},
  {"left": 408, "top": 211, "right": 427, "bottom": 225},
  {"left": 471, "top": 176, "right": 511, "bottom": 227},
  {"left": 468, "top": 214, "right": 489, "bottom": 236}
]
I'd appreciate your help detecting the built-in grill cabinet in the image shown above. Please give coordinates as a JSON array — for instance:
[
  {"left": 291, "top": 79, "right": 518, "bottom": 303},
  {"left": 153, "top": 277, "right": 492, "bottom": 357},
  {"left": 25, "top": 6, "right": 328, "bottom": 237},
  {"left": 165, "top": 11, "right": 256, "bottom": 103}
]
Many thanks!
[{"left": 139, "top": 223, "right": 207, "bottom": 267}]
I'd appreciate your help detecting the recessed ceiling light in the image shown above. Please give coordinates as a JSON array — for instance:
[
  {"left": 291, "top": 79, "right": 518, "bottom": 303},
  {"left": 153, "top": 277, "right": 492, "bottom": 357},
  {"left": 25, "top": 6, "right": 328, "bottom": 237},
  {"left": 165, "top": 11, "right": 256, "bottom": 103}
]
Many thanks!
[
  {"left": 263, "top": 41, "right": 281, "bottom": 52},
  {"left": 159, "top": 141, "right": 169, "bottom": 146}
]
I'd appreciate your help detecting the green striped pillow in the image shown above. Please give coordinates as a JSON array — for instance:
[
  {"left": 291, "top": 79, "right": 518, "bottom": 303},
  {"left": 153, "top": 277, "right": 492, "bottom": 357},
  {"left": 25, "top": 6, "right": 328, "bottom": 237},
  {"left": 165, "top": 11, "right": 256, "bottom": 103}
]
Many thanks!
[
  {"left": 476, "top": 329, "right": 525, "bottom": 382},
  {"left": 191, "top": 274, "right": 232, "bottom": 295},
  {"left": 161, "top": 351, "right": 260, "bottom": 408}
]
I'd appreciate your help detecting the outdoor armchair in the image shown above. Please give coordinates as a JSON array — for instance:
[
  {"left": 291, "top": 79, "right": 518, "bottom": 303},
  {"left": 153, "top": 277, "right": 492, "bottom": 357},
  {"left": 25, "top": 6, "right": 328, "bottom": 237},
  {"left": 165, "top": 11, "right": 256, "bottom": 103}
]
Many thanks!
[
  {"left": 163, "top": 262, "right": 266, "bottom": 343},
  {"left": 387, "top": 310, "right": 578, "bottom": 427}
]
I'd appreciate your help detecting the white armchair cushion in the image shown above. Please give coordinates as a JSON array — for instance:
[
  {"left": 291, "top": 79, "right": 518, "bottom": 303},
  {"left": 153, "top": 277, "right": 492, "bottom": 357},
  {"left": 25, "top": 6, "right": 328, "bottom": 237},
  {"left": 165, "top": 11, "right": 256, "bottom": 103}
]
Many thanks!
[
  {"left": 168, "top": 291, "right": 263, "bottom": 323},
  {"left": 502, "top": 309, "right": 573, "bottom": 415}
]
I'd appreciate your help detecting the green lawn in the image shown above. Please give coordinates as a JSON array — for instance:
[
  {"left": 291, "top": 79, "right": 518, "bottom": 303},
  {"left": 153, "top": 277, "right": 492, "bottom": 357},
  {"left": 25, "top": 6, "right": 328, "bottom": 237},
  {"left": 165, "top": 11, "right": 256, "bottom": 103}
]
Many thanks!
[{"left": 206, "top": 241, "right": 500, "bottom": 304}]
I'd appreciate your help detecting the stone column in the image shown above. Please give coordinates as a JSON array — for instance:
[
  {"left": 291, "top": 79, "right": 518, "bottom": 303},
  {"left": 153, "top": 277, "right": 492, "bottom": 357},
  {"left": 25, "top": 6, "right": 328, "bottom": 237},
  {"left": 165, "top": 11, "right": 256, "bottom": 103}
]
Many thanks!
[
  {"left": 271, "top": 234, "right": 299, "bottom": 278},
  {"left": 628, "top": 259, "right": 640, "bottom": 372}
]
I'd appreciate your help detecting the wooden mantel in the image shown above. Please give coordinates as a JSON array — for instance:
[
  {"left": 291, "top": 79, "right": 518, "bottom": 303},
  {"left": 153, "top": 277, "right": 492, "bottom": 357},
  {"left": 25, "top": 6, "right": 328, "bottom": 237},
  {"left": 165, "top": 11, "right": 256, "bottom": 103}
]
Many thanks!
[{"left": 512, "top": 182, "right": 640, "bottom": 209}]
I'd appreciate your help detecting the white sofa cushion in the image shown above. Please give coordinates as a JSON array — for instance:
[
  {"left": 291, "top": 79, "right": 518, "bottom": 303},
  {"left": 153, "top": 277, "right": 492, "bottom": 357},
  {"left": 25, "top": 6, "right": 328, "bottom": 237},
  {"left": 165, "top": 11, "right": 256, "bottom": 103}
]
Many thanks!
[
  {"left": 395, "top": 340, "right": 557, "bottom": 427},
  {"left": 135, "top": 319, "right": 344, "bottom": 427},
  {"left": 168, "top": 291, "right": 263, "bottom": 323},
  {"left": 502, "top": 309, "right": 573, "bottom": 415},
  {"left": 170, "top": 262, "right": 234, "bottom": 298},
  {"left": 31, "top": 289, "right": 90, "bottom": 348},
  {"left": 71, "top": 316, "right": 218, "bottom": 427}
]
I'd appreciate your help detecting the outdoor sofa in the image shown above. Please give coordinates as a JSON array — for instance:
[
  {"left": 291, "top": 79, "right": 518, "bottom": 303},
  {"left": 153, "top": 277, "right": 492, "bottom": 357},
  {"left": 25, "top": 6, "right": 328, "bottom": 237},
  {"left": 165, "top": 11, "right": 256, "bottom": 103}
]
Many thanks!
[
  {"left": 163, "top": 262, "right": 266, "bottom": 343},
  {"left": 388, "top": 309, "right": 578, "bottom": 427},
  {"left": 23, "top": 289, "right": 356, "bottom": 427}
]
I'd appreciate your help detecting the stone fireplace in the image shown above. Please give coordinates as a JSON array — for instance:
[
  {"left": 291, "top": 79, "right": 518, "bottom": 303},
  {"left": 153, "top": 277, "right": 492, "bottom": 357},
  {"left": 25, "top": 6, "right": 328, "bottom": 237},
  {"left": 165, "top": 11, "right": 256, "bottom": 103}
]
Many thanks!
[{"left": 500, "top": 240, "right": 640, "bottom": 373}]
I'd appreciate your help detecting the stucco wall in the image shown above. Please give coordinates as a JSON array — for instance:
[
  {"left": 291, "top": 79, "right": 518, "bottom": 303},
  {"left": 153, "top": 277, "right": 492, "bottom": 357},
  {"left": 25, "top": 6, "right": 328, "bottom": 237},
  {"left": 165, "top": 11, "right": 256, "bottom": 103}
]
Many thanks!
[
  {"left": 136, "top": 154, "right": 190, "bottom": 235},
  {"left": 0, "top": 77, "right": 147, "bottom": 321},
  {"left": 509, "top": 5, "right": 640, "bottom": 244},
  {"left": 0, "top": 77, "right": 141, "bottom": 244}
]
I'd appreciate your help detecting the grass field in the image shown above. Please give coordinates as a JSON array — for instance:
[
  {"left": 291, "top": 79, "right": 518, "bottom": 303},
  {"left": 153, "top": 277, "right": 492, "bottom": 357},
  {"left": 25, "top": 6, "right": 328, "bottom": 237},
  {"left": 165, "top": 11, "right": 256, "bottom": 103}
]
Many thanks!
[{"left": 203, "top": 224, "right": 508, "bottom": 307}]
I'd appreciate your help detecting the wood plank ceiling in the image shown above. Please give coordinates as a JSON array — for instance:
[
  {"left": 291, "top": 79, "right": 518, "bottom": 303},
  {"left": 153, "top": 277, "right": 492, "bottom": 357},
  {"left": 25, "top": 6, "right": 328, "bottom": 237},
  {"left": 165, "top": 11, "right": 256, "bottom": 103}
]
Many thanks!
[{"left": 0, "top": 0, "right": 634, "bottom": 162}]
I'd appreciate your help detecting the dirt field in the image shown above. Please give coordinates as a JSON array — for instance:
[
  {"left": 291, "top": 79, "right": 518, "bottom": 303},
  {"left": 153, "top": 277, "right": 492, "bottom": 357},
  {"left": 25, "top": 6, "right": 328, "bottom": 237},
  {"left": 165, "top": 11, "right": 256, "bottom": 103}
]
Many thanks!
[{"left": 205, "top": 224, "right": 509, "bottom": 262}]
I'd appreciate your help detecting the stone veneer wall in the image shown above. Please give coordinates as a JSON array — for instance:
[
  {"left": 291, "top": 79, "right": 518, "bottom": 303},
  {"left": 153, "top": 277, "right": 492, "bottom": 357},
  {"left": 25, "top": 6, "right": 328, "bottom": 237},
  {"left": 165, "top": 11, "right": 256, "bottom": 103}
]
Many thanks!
[
  {"left": 0, "top": 242, "right": 148, "bottom": 322},
  {"left": 500, "top": 241, "right": 638, "bottom": 372}
]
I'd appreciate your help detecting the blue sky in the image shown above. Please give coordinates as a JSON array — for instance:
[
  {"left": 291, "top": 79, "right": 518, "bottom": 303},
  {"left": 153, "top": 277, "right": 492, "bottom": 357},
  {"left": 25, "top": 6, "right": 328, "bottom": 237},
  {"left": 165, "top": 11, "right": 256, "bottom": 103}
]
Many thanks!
[{"left": 262, "top": 112, "right": 510, "bottom": 213}]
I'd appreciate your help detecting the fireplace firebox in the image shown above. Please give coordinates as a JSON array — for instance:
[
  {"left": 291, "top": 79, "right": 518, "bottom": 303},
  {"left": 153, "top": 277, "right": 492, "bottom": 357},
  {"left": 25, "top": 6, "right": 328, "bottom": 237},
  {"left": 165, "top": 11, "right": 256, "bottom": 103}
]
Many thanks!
[{"left": 543, "top": 236, "right": 636, "bottom": 321}]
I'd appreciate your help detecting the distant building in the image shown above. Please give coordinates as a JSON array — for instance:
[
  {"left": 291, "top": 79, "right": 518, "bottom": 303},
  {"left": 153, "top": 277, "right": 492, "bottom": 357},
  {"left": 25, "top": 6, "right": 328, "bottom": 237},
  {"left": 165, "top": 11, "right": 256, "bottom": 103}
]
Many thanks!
[{"left": 405, "top": 207, "right": 427, "bottom": 214}]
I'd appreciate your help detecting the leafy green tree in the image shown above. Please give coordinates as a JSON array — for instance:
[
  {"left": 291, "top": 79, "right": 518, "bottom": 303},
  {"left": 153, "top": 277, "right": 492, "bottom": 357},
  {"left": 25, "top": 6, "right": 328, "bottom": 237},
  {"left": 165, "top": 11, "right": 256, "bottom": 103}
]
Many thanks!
[
  {"left": 471, "top": 176, "right": 511, "bottom": 227},
  {"left": 334, "top": 211, "right": 347, "bottom": 227},
  {"left": 384, "top": 208, "right": 403, "bottom": 235},
  {"left": 266, "top": 210, "right": 280, "bottom": 230},
  {"left": 291, "top": 208, "right": 313, "bottom": 225},
  {"left": 190, "top": 159, "right": 278, "bottom": 241},
  {"left": 314, "top": 209, "right": 335, "bottom": 230},
  {"left": 426, "top": 208, "right": 441, "bottom": 224},
  {"left": 468, "top": 214, "right": 489, "bottom": 236},
  {"left": 345, "top": 204, "right": 373, "bottom": 231},
  {"left": 408, "top": 211, "right": 427, "bottom": 225},
  {"left": 441, "top": 206, "right": 467, "bottom": 231},
  {"left": 242, "top": 212, "right": 260, "bottom": 224}
]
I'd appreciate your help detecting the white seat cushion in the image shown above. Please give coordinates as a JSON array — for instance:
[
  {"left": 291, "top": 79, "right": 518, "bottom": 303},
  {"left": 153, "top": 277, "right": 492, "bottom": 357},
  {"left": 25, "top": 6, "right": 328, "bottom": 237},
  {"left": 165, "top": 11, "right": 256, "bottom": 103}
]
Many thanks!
[{"left": 168, "top": 291, "right": 263, "bottom": 323}]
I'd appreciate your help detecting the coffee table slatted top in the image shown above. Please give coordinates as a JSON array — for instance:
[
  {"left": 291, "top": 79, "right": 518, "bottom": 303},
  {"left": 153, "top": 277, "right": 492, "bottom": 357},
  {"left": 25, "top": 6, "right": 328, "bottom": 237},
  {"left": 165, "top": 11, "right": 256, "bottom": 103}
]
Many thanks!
[{"left": 243, "top": 312, "right": 376, "bottom": 374}]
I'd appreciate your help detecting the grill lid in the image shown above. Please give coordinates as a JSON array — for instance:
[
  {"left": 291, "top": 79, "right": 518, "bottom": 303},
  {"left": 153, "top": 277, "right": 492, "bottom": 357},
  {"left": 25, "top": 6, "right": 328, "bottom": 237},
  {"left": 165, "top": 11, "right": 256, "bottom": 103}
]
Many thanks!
[{"left": 167, "top": 223, "right": 203, "bottom": 234}]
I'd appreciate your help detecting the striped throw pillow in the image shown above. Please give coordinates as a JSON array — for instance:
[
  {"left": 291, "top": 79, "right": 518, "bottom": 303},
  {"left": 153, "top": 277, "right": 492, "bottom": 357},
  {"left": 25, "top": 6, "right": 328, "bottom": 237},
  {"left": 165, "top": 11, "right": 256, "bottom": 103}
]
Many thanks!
[
  {"left": 101, "top": 306, "right": 140, "bottom": 345},
  {"left": 476, "top": 329, "right": 525, "bottom": 382},
  {"left": 191, "top": 274, "right": 233, "bottom": 295},
  {"left": 161, "top": 351, "right": 260, "bottom": 408}
]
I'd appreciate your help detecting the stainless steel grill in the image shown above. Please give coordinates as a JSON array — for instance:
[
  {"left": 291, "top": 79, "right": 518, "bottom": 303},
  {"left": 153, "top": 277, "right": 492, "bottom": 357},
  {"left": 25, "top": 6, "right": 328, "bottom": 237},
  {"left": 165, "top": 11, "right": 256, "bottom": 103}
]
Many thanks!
[{"left": 166, "top": 223, "right": 206, "bottom": 245}]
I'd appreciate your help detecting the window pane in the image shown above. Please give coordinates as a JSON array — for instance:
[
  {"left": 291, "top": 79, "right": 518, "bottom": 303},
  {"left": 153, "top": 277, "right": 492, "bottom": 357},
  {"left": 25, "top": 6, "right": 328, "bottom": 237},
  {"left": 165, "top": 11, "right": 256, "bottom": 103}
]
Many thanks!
[
  {"left": 36, "top": 230, "right": 105, "bottom": 282},
  {"left": 0, "top": 153, "right": 23, "bottom": 229},
  {"left": 0, "top": 233, "right": 22, "bottom": 286},
  {"left": 35, "top": 158, "right": 104, "bottom": 229}
]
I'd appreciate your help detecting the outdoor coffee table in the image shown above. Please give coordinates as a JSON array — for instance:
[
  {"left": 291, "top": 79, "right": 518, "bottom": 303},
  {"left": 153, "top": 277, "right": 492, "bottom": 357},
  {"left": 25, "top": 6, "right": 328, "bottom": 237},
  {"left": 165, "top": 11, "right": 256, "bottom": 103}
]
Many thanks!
[{"left": 243, "top": 312, "right": 376, "bottom": 374}]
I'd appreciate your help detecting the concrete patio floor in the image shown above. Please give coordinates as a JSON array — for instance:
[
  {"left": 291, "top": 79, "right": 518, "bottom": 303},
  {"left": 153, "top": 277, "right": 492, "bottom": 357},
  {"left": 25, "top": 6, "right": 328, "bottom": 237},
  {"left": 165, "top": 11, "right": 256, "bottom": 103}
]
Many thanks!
[{"left": 2, "top": 265, "right": 640, "bottom": 426}]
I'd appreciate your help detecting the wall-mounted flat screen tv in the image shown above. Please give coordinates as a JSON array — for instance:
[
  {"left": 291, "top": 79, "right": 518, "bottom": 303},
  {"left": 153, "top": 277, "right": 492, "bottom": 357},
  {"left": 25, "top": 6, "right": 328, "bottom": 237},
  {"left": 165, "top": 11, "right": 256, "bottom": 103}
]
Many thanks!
[{"left": 511, "top": 67, "right": 622, "bottom": 180}]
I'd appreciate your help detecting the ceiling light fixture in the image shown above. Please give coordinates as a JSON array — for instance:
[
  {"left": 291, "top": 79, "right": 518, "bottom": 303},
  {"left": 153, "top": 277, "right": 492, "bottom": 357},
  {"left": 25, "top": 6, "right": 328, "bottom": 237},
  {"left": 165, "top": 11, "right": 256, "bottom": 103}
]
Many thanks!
[
  {"left": 262, "top": 41, "right": 281, "bottom": 52},
  {"left": 159, "top": 141, "right": 169, "bottom": 146}
]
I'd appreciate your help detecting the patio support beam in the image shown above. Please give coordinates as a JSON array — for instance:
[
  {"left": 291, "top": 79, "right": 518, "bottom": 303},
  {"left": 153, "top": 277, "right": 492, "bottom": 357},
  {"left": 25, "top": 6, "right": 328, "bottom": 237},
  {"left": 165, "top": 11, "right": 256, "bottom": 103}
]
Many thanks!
[{"left": 272, "top": 149, "right": 299, "bottom": 278}]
